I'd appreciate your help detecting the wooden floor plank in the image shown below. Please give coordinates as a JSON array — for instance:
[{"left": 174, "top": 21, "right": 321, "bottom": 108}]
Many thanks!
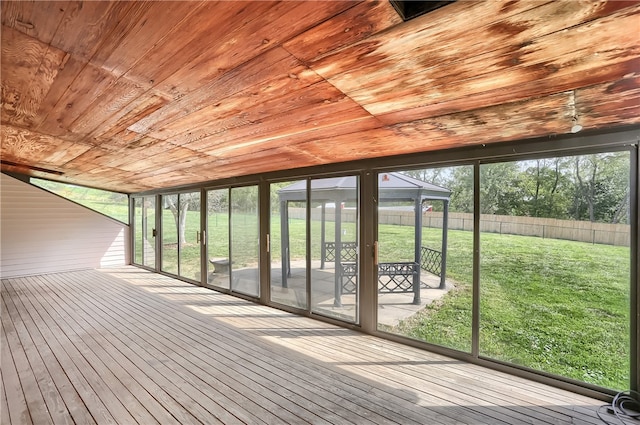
[
  {"left": 1, "top": 268, "right": 606, "bottom": 425},
  {"left": 18, "top": 275, "right": 202, "bottom": 425},
  {"left": 52, "top": 271, "right": 373, "bottom": 425},
  {"left": 3, "top": 305, "right": 54, "bottom": 425},
  {"left": 0, "top": 319, "right": 33, "bottom": 425},
  {"left": 2, "top": 279, "right": 98, "bottom": 425},
  {"left": 17, "top": 277, "right": 169, "bottom": 425},
  {"left": 33, "top": 273, "right": 247, "bottom": 425},
  {"left": 4, "top": 279, "right": 119, "bottom": 425},
  {"left": 122, "top": 280, "right": 516, "bottom": 423},
  {"left": 73, "top": 270, "right": 453, "bottom": 425},
  {"left": 93, "top": 268, "right": 604, "bottom": 425},
  {"left": 1, "top": 378, "right": 12, "bottom": 425},
  {"left": 2, "top": 292, "right": 73, "bottom": 425}
]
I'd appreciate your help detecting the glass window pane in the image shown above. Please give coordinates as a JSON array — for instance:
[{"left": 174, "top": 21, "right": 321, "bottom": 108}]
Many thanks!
[
  {"left": 207, "top": 189, "right": 230, "bottom": 289},
  {"left": 178, "top": 191, "right": 201, "bottom": 282},
  {"left": 133, "top": 198, "right": 143, "bottom": 265},
  {"left": 143, "top": 196, "right": 156, "bottom": 268},
  {"left": 271, "top": 181, "right": 308, "bottom": 309},
  {"left": 310, "top": 176, "right": 359, "bottom": 323},
  {"left": 479, "top": 153, "right": 631, "bottom": 391},
  {"left": 377, "top": 167, "right": 473, "bottom": 353},
  {"left": 161, "top": 194, "right": 179, "bottom": 275},
  {"left": 31, "top": 178, "right": 129, "bottom": 223},
  {"left": 230, "top": 186, "right": 260, "bottom": 297}
]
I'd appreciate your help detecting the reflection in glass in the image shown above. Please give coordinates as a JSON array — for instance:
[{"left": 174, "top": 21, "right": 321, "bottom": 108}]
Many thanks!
[
  {"left": 133, "top": 198, "right": 143, "bottom": 264},
  {"left": 230, "top": 186, "right": 260, "bottom": 297},
  {"left": 142, "top": 196, "right": 156, "bottom": 268},
  {"left": 161, "top": 194, "right": 179, "bottom": 275},
  {"left": 479, "top": 153, "right": 630, "bottom": 391},
  {"left": 376, "top": 168, "right": 473, "bottom": 353},
  {"left": 207, "top": 189, "right": 230, "bottom": 289},
  {"left": 271, "top": 181, "right": 308, "bottom": 309},
  {"left": 310, "top": 176, "right": 359, "bottom": 323},
  {"left": 178, "top": 191, "right": 201, "bottom": 282}
]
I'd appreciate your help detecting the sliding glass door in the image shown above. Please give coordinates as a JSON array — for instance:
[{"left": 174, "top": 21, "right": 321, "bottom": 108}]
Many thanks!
[
  {"left": 375, "top": 167, "right": 473, "bottom": 353},
  {"left": 206, "top": 188, "right": 230, "bottom": 289},
  {"left": 230, "top": 185, "right": 260, "bottom": 297},
  {"left": 271, "top": 180, "right": 308, "bottom": 309},
  {"left": 268, "top": 175, "right": 360, "bottom": 323},
  {"left": 161, "top": 191, "right": 201, "bottom": 281},
  {"left": 479, "top": 152, "right": 631, "bottom": 391},
  {"left": 133, "top": 195, "right": 156, "bottom": 268}
]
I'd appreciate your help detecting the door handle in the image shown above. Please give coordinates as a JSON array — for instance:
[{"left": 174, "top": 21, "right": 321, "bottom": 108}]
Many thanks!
[{"left": 373, "top": 241, "right": 379, "bottom": 266}]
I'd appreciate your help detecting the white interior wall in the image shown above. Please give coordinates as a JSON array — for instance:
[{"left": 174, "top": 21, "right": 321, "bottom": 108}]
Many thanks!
[{"left": 0, "top": 173, "right": 130, "bottom": 278}]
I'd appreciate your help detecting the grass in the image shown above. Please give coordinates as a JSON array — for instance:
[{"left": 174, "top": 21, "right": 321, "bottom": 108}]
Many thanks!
[{"left": 134, "top": 208, "right": 631, "bottom": 391}]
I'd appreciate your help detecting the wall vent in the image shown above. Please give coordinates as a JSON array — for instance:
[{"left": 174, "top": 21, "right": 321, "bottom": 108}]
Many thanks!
[{"left": 390, "top": 1, "right": 455, "bottom": 21}]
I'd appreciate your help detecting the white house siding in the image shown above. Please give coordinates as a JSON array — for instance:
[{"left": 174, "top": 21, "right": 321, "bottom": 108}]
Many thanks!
[{"left": 0, "top": 173, "right": 130, "bottom": 278}]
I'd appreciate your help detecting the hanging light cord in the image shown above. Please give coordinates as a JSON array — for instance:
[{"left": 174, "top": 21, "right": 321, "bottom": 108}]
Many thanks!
[{"left": 597, "top": 390, "right": 640, "bottom": 424}]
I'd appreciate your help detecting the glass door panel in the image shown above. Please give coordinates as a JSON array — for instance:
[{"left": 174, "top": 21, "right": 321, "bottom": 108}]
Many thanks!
[
  {"left": 375, "top": 167, "right": 473, "bottom": 353},
  {"left": 206, "top": 189, "right": 230, "bottom": 289},
  {"left": 310, "top": 176, "right": 359, "bottom": 323},
  {"left": 142, "top": 196, "right": 156, "bottom": 268},
  {"left": 479, "top": 153, "right": 631, "bottom": 391},
  {"left": 178, "top": 191, "right": 201, "bottom": 282},
  {"left": 133, "top": 198, "right": 143, "bottom": 264},
  {"left": 271, "top": 181, "right": 308, "bottom": 309},
  {"left": 161, "top": 194, "right": 179, "bottom": 275},
  {"left": 230, "top": 186, "right": 260, "bottom": 297}
]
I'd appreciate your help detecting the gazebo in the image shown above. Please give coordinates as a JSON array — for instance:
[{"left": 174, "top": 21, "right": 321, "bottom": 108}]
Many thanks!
[{"left": 278, "top": 172, "right": 451, "bottom": 305}]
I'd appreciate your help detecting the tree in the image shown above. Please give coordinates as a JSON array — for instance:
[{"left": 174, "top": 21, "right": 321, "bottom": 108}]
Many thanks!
[
  {"left": 569, "top": 152, "right": 629, "bottom": 223},
  {"left": 165, "top": 192, "right": 200, "bottom": 247},
  {"left": 518, "top": 158, "right": 571, "bottom": 219},
  {"left": 448, "top": 166, "right": 474, "bottom": 213}
]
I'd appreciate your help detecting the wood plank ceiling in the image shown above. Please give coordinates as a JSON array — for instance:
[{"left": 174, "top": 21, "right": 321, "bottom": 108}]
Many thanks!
[{"left": 1, "top": 0, "right": 639, "bottom": 194}]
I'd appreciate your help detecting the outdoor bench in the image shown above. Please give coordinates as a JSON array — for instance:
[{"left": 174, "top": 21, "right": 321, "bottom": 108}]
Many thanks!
[
  {"left": 209, "top": 257, "right": 230, "bottom": 274},
  {"left": 340, "top": 261, "right": 420, "bottom": 304}
]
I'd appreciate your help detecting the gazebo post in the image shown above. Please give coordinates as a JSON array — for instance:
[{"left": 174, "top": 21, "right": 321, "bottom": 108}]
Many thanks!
[
  {"left": 440, "top": 200, "right": 449, "bottom": 289},
  {"left": 413, "top": 196, "right": 422, "bottom": 305},
  {"left": 334, "top": 201, "right": 342, "bottom": 307},
  {"left": 320, "top": 203, "right": 326, "bottom": 269},
  {"left": 280, "top": 200, "right": 290, "bottom": 287}
]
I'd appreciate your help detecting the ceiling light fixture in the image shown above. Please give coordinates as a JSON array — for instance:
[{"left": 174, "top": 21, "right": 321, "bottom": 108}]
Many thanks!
[
  {"left": 571, "top": 117, "right": 583, "bottom": 134},
  {"left": 569, "top": 90, "right": 582, "bottom": 133}
]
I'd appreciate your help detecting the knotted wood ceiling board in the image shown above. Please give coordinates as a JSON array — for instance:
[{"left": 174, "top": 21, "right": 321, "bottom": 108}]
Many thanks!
[{"left": 1, "top": 0, "right": 638, "bottom": 193}]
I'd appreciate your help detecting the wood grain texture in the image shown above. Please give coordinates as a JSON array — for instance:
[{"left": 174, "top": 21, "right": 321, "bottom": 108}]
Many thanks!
[
  {"left": 0, "top": 25, "right": 68, "bottom": 126},
  {"left": 0, "top": 0, "right": 638, "bottom": 193},
  {"left": 0, "top": 267, "right": 606, "bottom": 425}
]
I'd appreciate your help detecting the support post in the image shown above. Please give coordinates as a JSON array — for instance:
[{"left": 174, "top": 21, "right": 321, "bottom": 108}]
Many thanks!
[
  {"left": 440, "top": 200, "right": 449, "bottom": 289},
  {"left": 414, "top": 196, "right": 422, "bottom": 304},
  {"left": 320, "top": 204, "right": 326, "bottom": 268},
  {"left": 334, "top": 201, "right": 342, "bottom": 307}
]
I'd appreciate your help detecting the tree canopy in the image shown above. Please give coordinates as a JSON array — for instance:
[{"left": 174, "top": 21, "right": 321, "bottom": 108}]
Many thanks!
[{"left": 402, "top": 152, "right": 630, "bottom": 224}]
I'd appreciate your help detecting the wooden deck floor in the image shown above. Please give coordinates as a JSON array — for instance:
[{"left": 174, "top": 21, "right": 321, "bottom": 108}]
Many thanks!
[{"left": 1, "top": 267, "right": 606, "bottom": 424}]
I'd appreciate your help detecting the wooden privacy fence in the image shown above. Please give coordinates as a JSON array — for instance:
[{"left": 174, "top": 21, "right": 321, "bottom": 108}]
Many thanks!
[
  {"left": 422, "top": 212, "right": 630, "bottom": 247},
  {"left": 289, "top": 208, "right": 630, "bottom": 247}
]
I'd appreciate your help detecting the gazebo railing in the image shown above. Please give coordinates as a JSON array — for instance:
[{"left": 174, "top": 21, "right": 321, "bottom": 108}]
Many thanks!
[
  {"left": 420, "top": 246, "right": 442, "bottom": 277},
  {"left": 330, "top": 244, "right": 446, "bottom": 306},
  {"left": 340, "top": 261, "right": 420, "bottom": 304},
  {"left": 322, "top": 241, "right": 357, "bottom": 268}
]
